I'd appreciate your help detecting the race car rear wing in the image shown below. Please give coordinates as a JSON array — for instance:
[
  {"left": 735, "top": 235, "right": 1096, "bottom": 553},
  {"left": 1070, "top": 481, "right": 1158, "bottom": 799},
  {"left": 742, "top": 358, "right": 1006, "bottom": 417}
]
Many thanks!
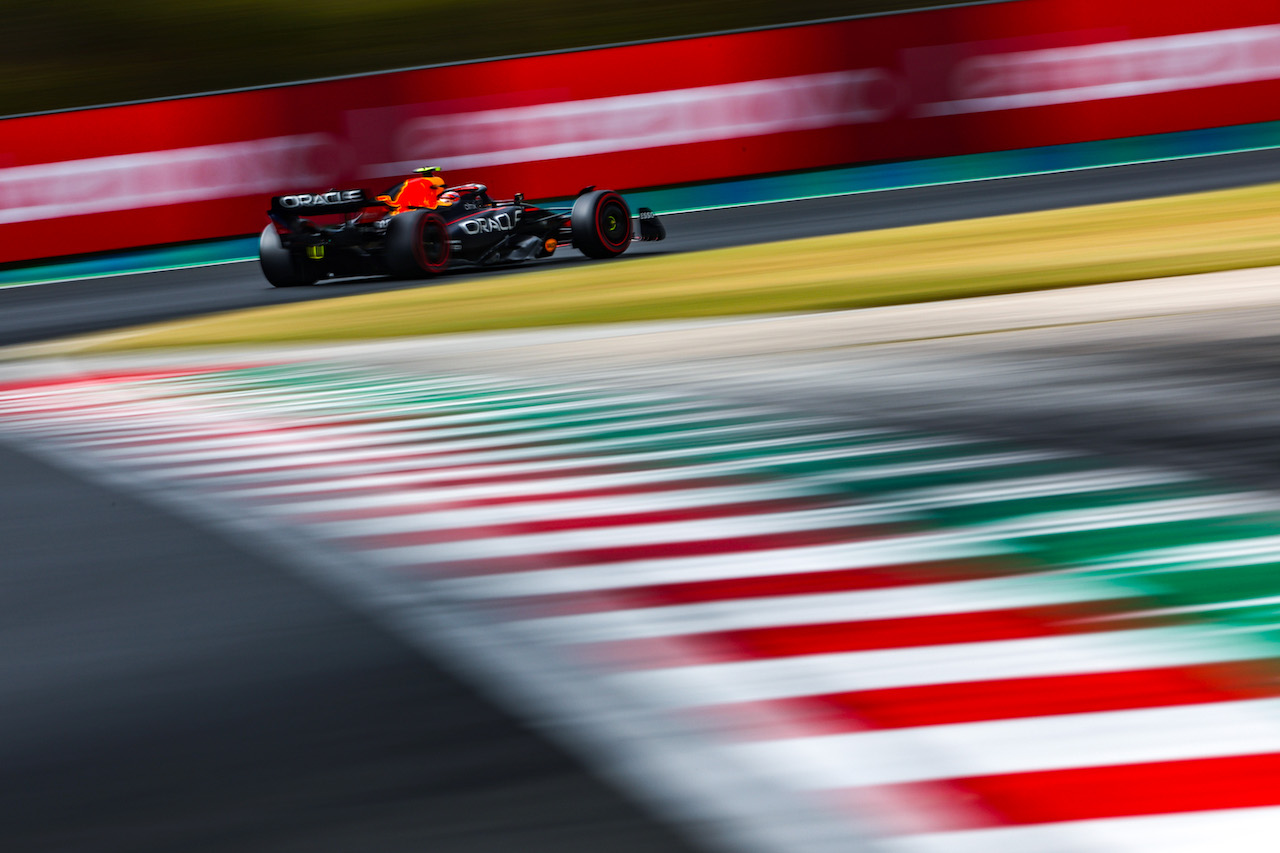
[{"left": 269, "top": 189, "right": 378, "bottom": 216}]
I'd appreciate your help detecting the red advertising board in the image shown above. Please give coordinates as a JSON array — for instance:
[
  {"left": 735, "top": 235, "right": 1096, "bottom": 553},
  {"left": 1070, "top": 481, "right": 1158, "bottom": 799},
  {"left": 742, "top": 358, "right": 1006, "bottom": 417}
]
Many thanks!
[{"left": 2, "top": 0, "right": 1278, "bottom": 265}]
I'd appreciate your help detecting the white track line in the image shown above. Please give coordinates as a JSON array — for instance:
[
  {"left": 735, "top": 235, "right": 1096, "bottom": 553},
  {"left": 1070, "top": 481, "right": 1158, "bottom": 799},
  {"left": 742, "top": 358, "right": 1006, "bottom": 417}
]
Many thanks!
[
  {"left": 218, "top": 447, "right": 1069, "bottom": 499},
  {"left": 728, "top": 697, "right": 1280, "bottom": 788},
  {"left": 435, "top": 537, "right": 1011, "bottom": 599},
  {"left": 507, "top": 576, "right": 1131, "bottom": 643},
  {"left": 886, "top": 468, "right": 1197, "bottom": 507},
  {"left": 967, "top": 493, "right": 1280, "bottom": 538},
  {"left": 82, "top": 403, "right": 771, "bottom": 458},
  {"left": 603, "top": 627, "right": 1271, "bottom": 704},
  {"left": 79, "top": 401, "right": 711, "bottom": 451},
  {"left": 306, "top": 482, "right": 829, "bottom": 534},
  {"left": 1085, "top": 534, "right": 1280, "bottom": 573},
  {"left": 256, "top": 470, "right": 820, "bottom": 514},
  {"left": 155, "top": 428, "right": 875, "bottom": 480},
  {"left": 362, "top": 505, "right": 904, "bottom": 564},
  {"left": 90, "top": 419, "right": 830, "bottom": 473},
  {"left": 110, "top": 428, "right": 967, "bottom": 469},
  {"left": 879, "top": 806, "right": 1280, "bottom": 853}
]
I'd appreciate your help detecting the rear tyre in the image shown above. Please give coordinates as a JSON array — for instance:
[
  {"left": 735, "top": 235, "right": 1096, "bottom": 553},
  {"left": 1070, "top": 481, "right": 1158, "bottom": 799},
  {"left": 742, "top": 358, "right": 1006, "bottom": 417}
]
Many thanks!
[
  {"left": 258, "top": 225, "right": 317, "bottom": 287},
  {"left": 386, "top": 210, "right": 451, "bottom": 278},
  {"left": 571, "top": 190, "right": 632, "bottom": 259}
]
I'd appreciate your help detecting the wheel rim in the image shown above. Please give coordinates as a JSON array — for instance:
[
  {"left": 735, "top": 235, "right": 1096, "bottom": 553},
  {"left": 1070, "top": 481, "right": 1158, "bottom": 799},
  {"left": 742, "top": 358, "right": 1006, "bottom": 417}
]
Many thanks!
[
  {"left": 422, "top": 220, "right": 447, "bottom": 266},
  {"left": 598, "top": 200, "right": 629, "bottom": 247}
]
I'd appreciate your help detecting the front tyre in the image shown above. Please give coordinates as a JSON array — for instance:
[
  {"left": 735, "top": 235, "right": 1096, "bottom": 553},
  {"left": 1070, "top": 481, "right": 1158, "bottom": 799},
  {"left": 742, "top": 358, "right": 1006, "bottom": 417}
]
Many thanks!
[
  {"left": 386, "top": 210, "right": 451, "bottom": 278},
  {"left": 258, "top": 225, "right": 317, "bottom": 287},
  {"left": 571, "top": 190, "right": 632, "bottom": 259}
]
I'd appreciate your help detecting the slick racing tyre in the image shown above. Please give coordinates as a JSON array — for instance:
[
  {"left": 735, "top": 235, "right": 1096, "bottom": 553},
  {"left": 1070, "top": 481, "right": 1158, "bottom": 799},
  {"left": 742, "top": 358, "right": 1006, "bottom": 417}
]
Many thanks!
[
  {"left": 571, "top": 190, "right": 632, "bottom": 259},
  {"left": 386, "top": 210, "right": 451, "bottom": 278},
  {"left": 258, "top": 225, "right": 317, "bottom": 287}
]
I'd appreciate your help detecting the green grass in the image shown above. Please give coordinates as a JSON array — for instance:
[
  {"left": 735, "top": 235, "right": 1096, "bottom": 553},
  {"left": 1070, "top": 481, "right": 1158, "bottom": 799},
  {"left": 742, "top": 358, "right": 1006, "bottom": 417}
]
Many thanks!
[{"left": 73, "top": 181, "right": 1280, "bottom": 351}]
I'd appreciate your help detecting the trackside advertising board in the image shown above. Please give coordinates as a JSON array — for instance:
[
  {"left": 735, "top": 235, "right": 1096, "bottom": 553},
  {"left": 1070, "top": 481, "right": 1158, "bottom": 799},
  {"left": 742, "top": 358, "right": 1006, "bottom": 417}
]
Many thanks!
[{"left": 2, "top": 0, "right": 1278, "bottom": 265}]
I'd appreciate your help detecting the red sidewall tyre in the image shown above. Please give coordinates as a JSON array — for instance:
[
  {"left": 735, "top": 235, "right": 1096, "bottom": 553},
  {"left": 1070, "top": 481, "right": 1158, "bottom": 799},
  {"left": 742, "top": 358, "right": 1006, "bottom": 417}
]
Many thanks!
[
  {"left": 387, "top": 210, "right": 451, "bottom": 278},
  {"left": 571, "top": 190, "right": 632, "bottom": 259}
]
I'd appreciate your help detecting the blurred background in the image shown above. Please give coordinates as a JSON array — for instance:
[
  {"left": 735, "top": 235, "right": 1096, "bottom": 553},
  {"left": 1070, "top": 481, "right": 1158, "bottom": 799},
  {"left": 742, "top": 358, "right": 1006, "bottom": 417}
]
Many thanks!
[{"left": 5, "top": 0, "right": 941, "bottom": 116}]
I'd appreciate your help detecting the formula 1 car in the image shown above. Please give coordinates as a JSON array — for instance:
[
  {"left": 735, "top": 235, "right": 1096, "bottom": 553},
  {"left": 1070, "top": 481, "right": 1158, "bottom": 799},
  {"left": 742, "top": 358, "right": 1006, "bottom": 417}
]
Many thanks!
[{"left": 258, "top": 178, "right": 665, "bottom": 287}]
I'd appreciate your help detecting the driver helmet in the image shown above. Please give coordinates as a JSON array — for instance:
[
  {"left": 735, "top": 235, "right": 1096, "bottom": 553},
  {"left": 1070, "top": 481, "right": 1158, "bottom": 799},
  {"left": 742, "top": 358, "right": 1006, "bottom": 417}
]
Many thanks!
[
  {"left": 438, "top": 190, "right": 461, "bottom": 206},
  {"left": 413, "top": 166, "right": 445, "bottom": 190}
]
